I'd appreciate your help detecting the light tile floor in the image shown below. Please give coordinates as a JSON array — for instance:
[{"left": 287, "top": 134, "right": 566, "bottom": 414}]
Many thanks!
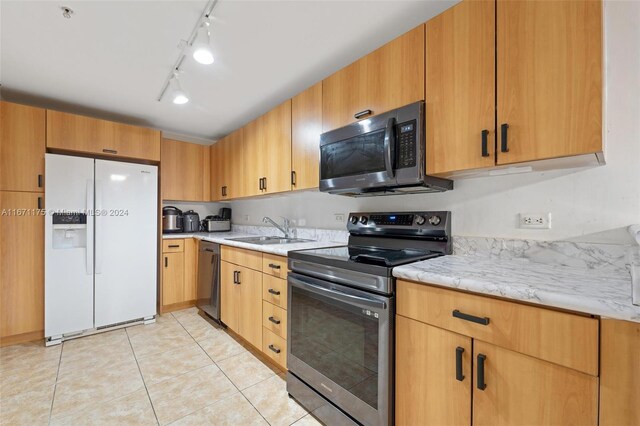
[{"left": 0, "top": 308, "right": 322, "bottom": 426}]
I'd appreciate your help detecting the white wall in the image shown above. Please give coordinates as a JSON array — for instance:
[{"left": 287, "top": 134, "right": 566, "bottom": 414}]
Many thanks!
[{"left": 231, "top": 1, "right": 640, "bottom": 244}]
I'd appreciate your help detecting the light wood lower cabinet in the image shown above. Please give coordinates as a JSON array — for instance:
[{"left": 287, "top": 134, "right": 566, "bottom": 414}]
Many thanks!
[
  {"left": 263, "top": 327, "right": 287, "bottom": 370},
  {"left": 0, "top": 192, "right": 45, "bottom": 344},
  {"left": 600, "top": 319, "right": 640, "bottom": 425},
  {"left": 473, "top": 341, "right": 598, "bottom": 426},
  {"left": 220, "top": 260, "right": 262, "bottom": 349},
  {"left": 396, "top": 315, "right": 471, "bottom": 426},
  {"left": 160, "top": 238, "right": 197, "bottom": 312},
  {"left": 396, "top": 280, "right": 599, "bottom": 425}
]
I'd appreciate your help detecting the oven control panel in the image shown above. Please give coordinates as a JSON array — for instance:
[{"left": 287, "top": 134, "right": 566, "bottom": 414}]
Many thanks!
[{"left": 347, "top": 211, "right": 451, "bottom": 239}]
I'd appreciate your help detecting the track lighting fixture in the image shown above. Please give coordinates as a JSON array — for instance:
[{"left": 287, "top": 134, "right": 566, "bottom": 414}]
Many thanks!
[
  {"left": 156, "top": 0, "right": 219, "bottom": 104},
  {"left": 192, "top": 20, "right": 214, "bottom": 65},
  {"left": 169, "top": 73, "right": 189, "bottom": 105}
]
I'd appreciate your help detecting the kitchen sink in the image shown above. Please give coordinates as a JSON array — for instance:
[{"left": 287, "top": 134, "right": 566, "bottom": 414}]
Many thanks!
[{"left": 225, "top": 236, "right": 315, "bottom": 245}]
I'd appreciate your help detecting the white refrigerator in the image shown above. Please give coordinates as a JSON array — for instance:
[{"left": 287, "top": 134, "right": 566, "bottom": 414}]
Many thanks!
[{"left": 45, "top": 154, "right": 158, "bottom": 343}]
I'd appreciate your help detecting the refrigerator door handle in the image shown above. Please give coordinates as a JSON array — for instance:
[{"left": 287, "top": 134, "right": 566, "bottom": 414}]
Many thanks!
[
  {"left": 86, "top": 179, "right": 94, "bottom": 275},
  {"left": 95, "top": 179, "right": 103, "bottom": 274}
]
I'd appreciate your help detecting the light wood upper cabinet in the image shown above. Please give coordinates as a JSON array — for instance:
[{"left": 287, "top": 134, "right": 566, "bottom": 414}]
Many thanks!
[
  {"left": 210, "top": 141, "right": 224, "bottom": 201},
  {"left": 161, "top": 138, "right": 210, "bottom": 201},
  {"left": 291, "top": 82, "right": 322, "bottom": 190},
  {"left": 47, "top": 110, "right": 161, "bottom": 161},
  {"left": 262, "top": 100, "right": 292, "bottom": 194},
  {"left": 0, "top": 192, "right": 44, "bottom": 340},
  {"left": 496, "top": 0, "right": 602, "bottom": 165},
  {"left": 425, "top": 0, "right": 496, "bottom": 175},
  {"left": 396, "top": 315, "right": 472, "bottom": 426},
  {"left": 224, "top": 128, "right": 245, "bottom": 199},
  {"left": 473, "top": 341, "right": 598, "bottom": 426},
  {"left": 323, "top": 25, "right": 424, "bottom": 132},
  {"left": 0, "top": 102, "right": 46, "bottom": 192},
  {"left": 243, "top": 117, "right": 264, "bottom": 197},
  {"left": 600, "top": 319, "right": 640, "bottom": 425}
]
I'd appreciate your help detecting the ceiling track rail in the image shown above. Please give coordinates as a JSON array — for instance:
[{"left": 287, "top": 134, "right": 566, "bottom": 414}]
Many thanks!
[{"left": 156, "top": 0, "right": 220, "bottom": 102}]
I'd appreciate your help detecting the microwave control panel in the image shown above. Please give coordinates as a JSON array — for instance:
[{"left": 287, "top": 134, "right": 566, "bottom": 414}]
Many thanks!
[{"left": 397, "top": 120, "right": 417, "bottom": 169}]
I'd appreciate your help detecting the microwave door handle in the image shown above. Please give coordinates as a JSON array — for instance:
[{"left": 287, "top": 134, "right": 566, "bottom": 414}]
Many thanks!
[
  {"left": 383, "top": 117, "right": 396, "bottom": 179},
  {"left": 289, "top": 275, "right": 387, "bottom": 311}
]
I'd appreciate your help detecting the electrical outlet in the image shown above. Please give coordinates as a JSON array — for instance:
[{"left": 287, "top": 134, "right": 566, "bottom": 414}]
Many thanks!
[
  {"left": 334, "top": 213, "right": 345, "bottom": 222},
  {"left": 243, "top": 215, "right": 250, "bottom": 222},
  {"left": 519, "top": 213, "right": 551, "bottom": 229}
]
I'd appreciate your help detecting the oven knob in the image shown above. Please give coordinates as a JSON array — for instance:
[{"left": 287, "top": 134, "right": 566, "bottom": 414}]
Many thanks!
[
  {"left": 350, "top": 215, "right": 359, "bottom": 225},
  {"left": 428, "top": 215, "right": 442, "bottom": 226},
  {"left": 360, "top": 216, "right": 368, "bottom": 225},
  {"left": 414, "top": 215, "right": 426, "bottom": 225}
]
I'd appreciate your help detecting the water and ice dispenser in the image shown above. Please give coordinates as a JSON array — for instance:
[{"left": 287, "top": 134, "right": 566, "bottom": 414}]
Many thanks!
[{"left": 51, "top": 213, "right": 87, "bottom": 249}]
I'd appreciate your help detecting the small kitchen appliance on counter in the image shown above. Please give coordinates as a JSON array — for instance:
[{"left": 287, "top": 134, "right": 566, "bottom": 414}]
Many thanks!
[
  {"left": 162, "top": 206, "right": 183, "bottom": 233},
  {"left": 182, "top": 210, "right": 200, "bottom": 232},
  {"left": 286, "top": 211, "right": 452, "bottom": 425},
  {"left": 201, "top": 207, "right": 232, "bottom": 232}
]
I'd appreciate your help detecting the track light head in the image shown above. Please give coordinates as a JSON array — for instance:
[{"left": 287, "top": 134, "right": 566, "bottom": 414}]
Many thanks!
[
  {"left": 169, "top": 73, "right": 189, "bottom": 104},
  {"left": 192, "top": 20, "right": 214, "bottom": 65}
]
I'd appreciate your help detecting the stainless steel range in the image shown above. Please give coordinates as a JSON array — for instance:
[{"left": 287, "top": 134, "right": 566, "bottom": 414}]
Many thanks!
[{"left": 286, "top": 211, "right": 452, "bottom": 426}]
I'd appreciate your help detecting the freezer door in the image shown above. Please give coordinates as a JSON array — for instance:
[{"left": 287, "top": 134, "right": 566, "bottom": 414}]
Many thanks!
[
  {"left": 45, "top": 154, "right": 95, "bottom": 337},
  {"left": 94, "top": 159, "right": 158, "bottom": 327}
]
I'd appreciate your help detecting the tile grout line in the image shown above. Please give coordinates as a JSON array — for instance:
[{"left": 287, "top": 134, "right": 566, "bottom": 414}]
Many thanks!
[
  {"left": 125, "top": 326, "right": 161, "bottom": 426},
  {"left": 172, "top": 311, "right": 273, "bottom": 425},
  {"left": 47, "top": 343, "right": 64, "bottom": 426}
]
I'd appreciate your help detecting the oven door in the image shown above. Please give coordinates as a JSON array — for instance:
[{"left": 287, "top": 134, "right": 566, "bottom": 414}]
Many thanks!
[{"left": 287, "top": 272, "right": 393, "bottom": 426}]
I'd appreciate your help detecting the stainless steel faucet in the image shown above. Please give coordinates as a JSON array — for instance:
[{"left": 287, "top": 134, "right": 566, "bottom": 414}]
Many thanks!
[{"left": 263, "top": 216, "right": 292, "bottom": 238}]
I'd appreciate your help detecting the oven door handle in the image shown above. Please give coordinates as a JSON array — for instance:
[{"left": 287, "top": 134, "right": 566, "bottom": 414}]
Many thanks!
[
  {"left": 289, "top": 275, "right": 387, "bottom": 311},
  {"left": 383, "top": 116, "right": 396, "bottom": 180}
]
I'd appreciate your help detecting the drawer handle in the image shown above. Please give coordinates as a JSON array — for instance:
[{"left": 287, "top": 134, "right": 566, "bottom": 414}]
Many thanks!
[
  {"left": 452, "top": 309, "right": 490, "bottom": 326},
  {"left": 168, "top": 244, "right": 180, "bottom": 248},
  {"left": 268, "top": 316, "right": 281, "bottom": 325},
  {"left": 354, "top": 109, "right": 372, "bottom": 119},
  {"left": 477, "top": 354, "right": 487, "bottom": 390},
  {"left": 268, "top": 263, "right": 281, "bottom": 270},
  {"left": 102, "top": 148, "right": 118, "bottom": 154},
  {"left": 268, "top": 288, "right": 281, "bottom": 296},
  {"left": 455, "top": 346, "right": 465, "bottom": 382},
  {"left": 268, "top": 344, "right": 281, "bottom": 354}
]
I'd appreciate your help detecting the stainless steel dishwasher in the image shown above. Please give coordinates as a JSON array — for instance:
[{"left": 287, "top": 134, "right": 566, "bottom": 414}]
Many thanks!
[{"left": 196, "top": 241, "right": 220, "bottom": 322}]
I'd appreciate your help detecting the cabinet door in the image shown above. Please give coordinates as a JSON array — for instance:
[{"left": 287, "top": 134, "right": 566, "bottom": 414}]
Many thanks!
[
  {"left": 220, "top": 261, "right": 239, "bottom": 332},
  {"left": 183, "top": 238, "right": 197, "bottom": 301},
  {"left": 161, "top": 139, "right": 209, "bottom": 201},
  {"left": 497, "top": 0, "right": 602, "bottom": 164},
  {"left": 262, "top": 100, "right": 292, "bottom": 195},
  {"left": 0, "top": 102, "right": 46, "bottom": 192},
  {"left": 243, "top": 118, "right": 264, "bottom": 197},
  {"left": 600, "top": 319, "right": 640, "bottom": 426},
  {"left": 47, "top": 110, "right": 160, "bottom": 161},
  {"left": 210, "top": 141, "right": 224, "bottom": 201},
  {"left": 162, "top": 253, "right": 184, "bottom": 306},
  {"left": 473, "top": 341, "right": 598, "bottom": 426},
  {"left": 323, "top": 25, "right": 424, "bottom": 132},
  {"left": 291, "top": 82, "right": 322, "bottom": 190},
  {"left": 0, "top": 192, "right": 44, "bottom": 339},
  {"left": 425, "top": 0, "right": 495, "bottom": 175},
  {"left": 396, "top": 315, "right": 471, "bottom": 426},
  {"left": 237, "top": 266, "right": 263, "bottom": 349},
  {"left": 224, "top": 128, "right": 245, "bottom": 199}
]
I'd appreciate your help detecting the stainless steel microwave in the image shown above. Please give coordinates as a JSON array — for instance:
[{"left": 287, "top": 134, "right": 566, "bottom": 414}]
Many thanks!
[{"left": 319, "top": 101, "right": 452, "bottom": 196}]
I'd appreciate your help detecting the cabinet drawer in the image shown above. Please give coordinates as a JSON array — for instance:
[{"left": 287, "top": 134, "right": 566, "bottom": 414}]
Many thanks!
[
  {"left": 397, "top": 280, "right": 599, "bottom": 375},
  {"left": 263, "top": 301, "right": 287, "bottom": 339},
  {"left": 262, "top": 275, "right": 288, "bottom": 309},
  {"left": 262, "top": 254, "right": 287, "bottom": 278},
  {"left": 221, "top": 246, "right": 262, "bottom": 270},
  {"left": 162, "top": 239, "right": 184, "bottom": 253},
  {"left": 263, "top": 327, "right": 287, "bottom": 370}
]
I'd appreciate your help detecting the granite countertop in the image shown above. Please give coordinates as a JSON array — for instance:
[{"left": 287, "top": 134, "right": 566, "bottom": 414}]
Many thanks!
[
  {"left": 162, "top": 232, "right": 342, "bottom": 256},
  {"left": 393, "top": 255, "right": 640, "bottom": 323}
]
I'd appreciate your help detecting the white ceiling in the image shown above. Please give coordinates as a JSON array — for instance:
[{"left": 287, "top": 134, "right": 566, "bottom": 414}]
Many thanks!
[{"left": 0, "top": 0, "right": 457, "bottom": 143}]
